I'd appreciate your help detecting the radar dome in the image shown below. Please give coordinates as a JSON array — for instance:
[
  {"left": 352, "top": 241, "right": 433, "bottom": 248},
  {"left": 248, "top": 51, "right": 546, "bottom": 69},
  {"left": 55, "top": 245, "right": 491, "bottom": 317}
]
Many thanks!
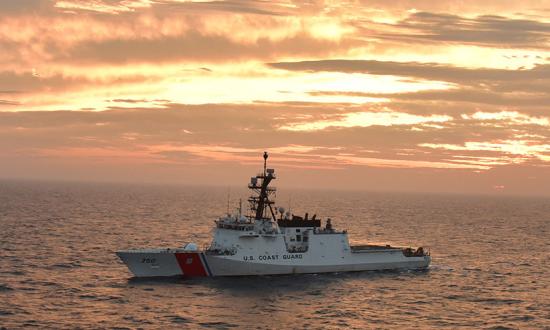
[{"left": 182, "top": 242, "right": 198, "bottom": 251}]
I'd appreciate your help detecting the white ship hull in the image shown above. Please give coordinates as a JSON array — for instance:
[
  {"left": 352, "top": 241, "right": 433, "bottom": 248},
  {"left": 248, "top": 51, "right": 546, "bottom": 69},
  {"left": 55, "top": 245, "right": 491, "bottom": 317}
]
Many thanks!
[{"left": 117, "top": 247, "right": 430, "bottom": 277}]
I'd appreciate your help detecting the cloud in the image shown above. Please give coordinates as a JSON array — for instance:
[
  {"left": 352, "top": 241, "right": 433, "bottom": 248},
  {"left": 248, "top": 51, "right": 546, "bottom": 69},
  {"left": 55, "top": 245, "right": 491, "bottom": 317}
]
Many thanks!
[
  {"left": 52, "top": 0, "right": 291, "bottom": 16},
  {"left": 0, "top": 0, "right": 54, "bottom": 15},
  {"left": 310, "top": 88, "right": 550, "bottom": 108},
  {"left": 279, "top": 110, "right": 453, "bottom": 131},
  {"left": 269, "top": 59, "right": 550, "bottom": 85},
  {"left": 150, "top": 0, "right": 287, "bottom": 16},
  {"left": 354, "top": 0, "right": 549, "bottom": 15},
  {"left": 0, "top": 70, "right": 157, "bottom": 94},
  {"left": 382, "top": 12, "right": 550, "bottom": 49},
  {"left": 2, "top": 1, "right": 550, "bottom": 194},
  {"left": 270, "top": 60, "right": 550, "bottom": 113},
  {"left": 1, "top": 102, "right": 550, "bottom": 193},
  {"left": 420, "top": 140, "right": 550, "bottom": 162},
  {"left": 62, "top": 31, "right": 360, "bottom": 64},
  {"left": 0, "top": 100, "right": 20, "bottom": 106},
  {"left": 0, "top": 2, "right": 358, "bottom": 67},
  {"left": 154, "top": 143, "right": 489, "bottom": 170},
  {"left": 54, "top": 0, "right": 153, "bottom": 14},
  {"left": 461, "top": 111, "right": 549, "bottom": 126},
  {"left": 0, "top": 71, "right": 86, "bottom": 93},
  {"left": 1, "top": 102, "right": 547, "bottom": 168}
]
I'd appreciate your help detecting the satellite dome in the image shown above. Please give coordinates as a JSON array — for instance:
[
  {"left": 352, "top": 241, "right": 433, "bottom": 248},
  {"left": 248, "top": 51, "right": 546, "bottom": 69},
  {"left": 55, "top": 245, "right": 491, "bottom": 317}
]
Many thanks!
[{"left": 182, "top": 242, "right": 198, "bottom": 251}]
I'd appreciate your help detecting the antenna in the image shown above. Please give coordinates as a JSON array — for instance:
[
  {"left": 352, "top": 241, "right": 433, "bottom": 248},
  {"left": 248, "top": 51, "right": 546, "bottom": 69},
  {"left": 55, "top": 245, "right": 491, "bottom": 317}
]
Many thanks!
[
  {"left": 226, "top": 187, "right": 231, "bottom": 215},
  {"left": 288, "top": 195, "right": 291, "bottom": 214},
  {"left": 239, "top": 198, "right": 242, "bottom": 216}
]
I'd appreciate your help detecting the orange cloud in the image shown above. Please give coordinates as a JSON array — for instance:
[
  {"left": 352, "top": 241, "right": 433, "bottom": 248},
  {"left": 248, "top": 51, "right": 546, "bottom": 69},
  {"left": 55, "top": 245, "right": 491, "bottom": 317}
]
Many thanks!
[
  {"left": 1, "top": 1, "right": 550, "bottom": 195},
  {"left": 461, "top": 111, "right": 549, "bottom": 126},
  {"left": 280, "top": 110, "right": 453, "bottom": 131},
  {"left": 420, "top": 140, "right": 550, "bottom": 163}
]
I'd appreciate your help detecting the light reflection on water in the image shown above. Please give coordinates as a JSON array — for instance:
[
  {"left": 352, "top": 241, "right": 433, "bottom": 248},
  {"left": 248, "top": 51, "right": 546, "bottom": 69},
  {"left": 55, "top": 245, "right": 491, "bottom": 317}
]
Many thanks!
[{"left": 1, "top": 181, "right": 548, "bottom": 329}]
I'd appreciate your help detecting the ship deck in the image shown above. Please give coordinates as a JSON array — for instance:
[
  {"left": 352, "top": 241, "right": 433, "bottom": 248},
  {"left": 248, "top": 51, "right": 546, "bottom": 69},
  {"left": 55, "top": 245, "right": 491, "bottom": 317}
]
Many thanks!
[{"left": 350, "top": 244, "right": 402, "bottom": 253}]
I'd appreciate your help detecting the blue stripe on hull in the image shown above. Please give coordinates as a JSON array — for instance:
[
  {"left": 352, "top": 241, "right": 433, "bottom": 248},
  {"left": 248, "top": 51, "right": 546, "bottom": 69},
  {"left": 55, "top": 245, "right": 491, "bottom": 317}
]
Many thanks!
[{"left": 199, "top": 253, "right": 213, "bottom": 276}]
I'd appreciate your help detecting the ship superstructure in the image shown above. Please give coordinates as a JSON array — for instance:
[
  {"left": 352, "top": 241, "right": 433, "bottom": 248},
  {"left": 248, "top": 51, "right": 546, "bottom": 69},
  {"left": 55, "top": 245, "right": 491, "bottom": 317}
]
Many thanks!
[{"left": 117, "top": 152, "right": 431, "bottom": 277}]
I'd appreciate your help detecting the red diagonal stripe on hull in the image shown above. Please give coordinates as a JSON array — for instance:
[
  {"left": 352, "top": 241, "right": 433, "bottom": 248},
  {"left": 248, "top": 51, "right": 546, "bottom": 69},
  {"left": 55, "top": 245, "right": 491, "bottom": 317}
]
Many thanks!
[{"left": 174, "top": 252, "right": 208, "bottom": 277}]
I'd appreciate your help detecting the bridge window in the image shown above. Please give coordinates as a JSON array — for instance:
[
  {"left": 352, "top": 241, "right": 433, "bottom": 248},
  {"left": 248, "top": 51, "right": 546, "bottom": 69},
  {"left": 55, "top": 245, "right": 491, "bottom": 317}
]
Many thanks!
[{"left": 296, "top": 235, "right": 302, "bottom": 242}]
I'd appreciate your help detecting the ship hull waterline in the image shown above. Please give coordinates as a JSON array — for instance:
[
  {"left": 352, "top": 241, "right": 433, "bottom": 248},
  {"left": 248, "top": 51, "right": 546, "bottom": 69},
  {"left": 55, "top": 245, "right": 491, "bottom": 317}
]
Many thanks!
[{"left": 116, "top": 249, "right": 431, "bottom": 278}]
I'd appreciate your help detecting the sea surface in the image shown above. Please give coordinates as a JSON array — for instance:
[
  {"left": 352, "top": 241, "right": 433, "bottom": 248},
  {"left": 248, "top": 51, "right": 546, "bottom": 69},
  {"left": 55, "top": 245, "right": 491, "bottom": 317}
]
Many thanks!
[{"left": 0, "top": 180, "right": 549, "bottom": 329}]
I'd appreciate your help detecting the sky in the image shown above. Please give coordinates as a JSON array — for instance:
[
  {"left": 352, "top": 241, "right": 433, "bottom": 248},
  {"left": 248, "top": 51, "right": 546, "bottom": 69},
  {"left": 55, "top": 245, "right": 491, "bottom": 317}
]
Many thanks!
[{"left": 1, "top": 0, "right": 550, "bottom": 195}]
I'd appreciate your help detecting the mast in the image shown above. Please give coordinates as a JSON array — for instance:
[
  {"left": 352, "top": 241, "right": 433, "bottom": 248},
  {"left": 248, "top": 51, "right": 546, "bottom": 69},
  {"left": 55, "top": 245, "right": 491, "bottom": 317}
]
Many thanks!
[
  {"left": 263, "top": 151, "right": 267, "bottom": 176},
  {"left": 247, "top": 152, "right": 277, "bottom": 221}
]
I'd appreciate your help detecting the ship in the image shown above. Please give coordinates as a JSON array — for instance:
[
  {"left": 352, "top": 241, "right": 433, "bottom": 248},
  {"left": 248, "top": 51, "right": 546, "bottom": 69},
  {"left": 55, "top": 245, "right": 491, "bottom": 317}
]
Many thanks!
[{"left": 116, "top": 152, "right": 431, "bottom": 277}]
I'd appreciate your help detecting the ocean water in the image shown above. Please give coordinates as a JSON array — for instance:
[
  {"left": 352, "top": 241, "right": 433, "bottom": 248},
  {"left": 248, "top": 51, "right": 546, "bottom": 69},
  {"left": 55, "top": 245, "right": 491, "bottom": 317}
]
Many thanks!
[{"left": 0, "top": 180, "right": 549, "bottom": 329}]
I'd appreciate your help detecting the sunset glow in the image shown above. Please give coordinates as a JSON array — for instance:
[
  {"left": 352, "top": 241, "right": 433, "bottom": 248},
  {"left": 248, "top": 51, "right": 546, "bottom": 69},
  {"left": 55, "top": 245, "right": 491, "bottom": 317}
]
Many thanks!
[{"left": 1, "top": 0, "right": 550, "bottom": 194}]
